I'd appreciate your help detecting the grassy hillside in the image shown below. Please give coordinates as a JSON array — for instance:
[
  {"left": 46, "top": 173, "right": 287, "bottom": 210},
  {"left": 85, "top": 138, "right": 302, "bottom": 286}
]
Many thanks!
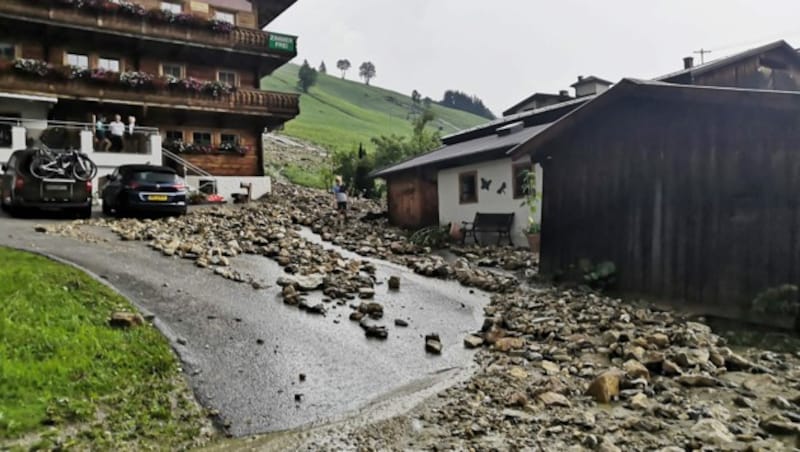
[{"left": 261, "top": 63, "right": 488, "bottom": 153}]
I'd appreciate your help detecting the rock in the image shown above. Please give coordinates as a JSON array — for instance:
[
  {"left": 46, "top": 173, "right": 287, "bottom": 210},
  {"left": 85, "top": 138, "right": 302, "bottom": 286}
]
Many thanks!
[
  {"left": 725, "top": 352, "right": 754, "bottom": 371},
  {"left": 662, "top": 359, "right": 683, "bottom": 376},
  {"left": 629, "top": 392, "right": 650, "bottom": 410},
  {"left": 463, "top": 335, "right": 484, "bottom": 349},
  {"left": 623, "top": 359, "right": 651, "bottom": 381},
  {"left": 508, "top": 367, "right": 528, "bottom": 380},
  {"left": 282, "top": 285, "right": 298, "bottom": 298},
  {"left": 538, "top": 391, "right": 571, "bottom": 407},
  {"left": 691, "top": 419, "right": 735, "bottom": 445},
  {"left": 771, "top": 396, "right": 792, "bottom": 410},
  {"left": 34, "top": 225, "right": 47, "bottom": 233},
  {"left": 760, "top": 414, "right": 800, "bottom": 435},
  {"left": 674, "top": 348, "right": 710, "bottom": 368},
  {"left": 364, "top": 325, "right": 388, "bottom": 340},
  {"left": 648, "top": 333, "right": 670, "bottom": 348},
  {"left": 108, "top": 311, "right": 144, "bottom": 328},
  {"left": 425, "top": 334, "right": 442, "bottom": 354},
  {"left": 394, "top": 319, "right": 409, "bottom": 327},
  {"left": 586, "top": 369, "right": 623, "bottom": 403},
  {"left": 734, "top": 396, "right": 756, "bottom": 409},
  {"left": 349, "top": 311, "right": 365, "bottom": 322},
  {"left": 494, "top": 337, "right": 524, "bottom": 352},
  {"left": 357, "top": 302, "right": 384, "bottom": 318},
  {"left": 677, "top": 374, "right": 719, "bottom": 387},
  {"left": 388, "top": 276, "right": 400, "bottom": 290},
  {"left": 507, "top": 391, "right": 528, "bottom": 407},
  {"left": 541, "top": 360, "right": 561, "bottom": 375},
  {"left": 294, "top": 393, "right": 303, "bottom": 402},
  {"left": 299, "top": 373, "right": 306, "bottom": 382},
  {"left": 597, "top": 438, "right": 622, "bottom": 452},
  {"left": 177, "top": 337, "right": 188, "bottom": 345},
  {"left": 358, "top": 287, "right": 376, "bottom": 299}
]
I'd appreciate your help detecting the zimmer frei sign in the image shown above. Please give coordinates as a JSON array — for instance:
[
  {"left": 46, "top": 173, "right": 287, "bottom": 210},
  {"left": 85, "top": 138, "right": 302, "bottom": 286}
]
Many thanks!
[{"left": 268, "top": 33, "right": 297, "bottom": 52}]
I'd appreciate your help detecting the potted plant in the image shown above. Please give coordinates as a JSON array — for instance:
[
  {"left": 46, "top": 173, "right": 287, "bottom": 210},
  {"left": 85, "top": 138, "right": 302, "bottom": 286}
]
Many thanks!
[{"left": 521, "top": 167, "right": 541, "bottom": 252}]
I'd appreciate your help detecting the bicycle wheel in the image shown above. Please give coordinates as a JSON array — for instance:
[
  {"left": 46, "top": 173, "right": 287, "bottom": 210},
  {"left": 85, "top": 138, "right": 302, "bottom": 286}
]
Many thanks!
[
  {"left": 30, "top": 155, "right": 58, "bottom": 179},
  {"left": 72, "top": 154, "right": 98, "bottom": 181}
]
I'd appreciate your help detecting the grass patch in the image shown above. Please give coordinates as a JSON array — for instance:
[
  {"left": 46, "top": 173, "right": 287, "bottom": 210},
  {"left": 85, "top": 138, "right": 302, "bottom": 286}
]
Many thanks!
[
  {"left": 0, "top": 247, "right": 212, "bottom": 450},
  {"left": 262, "top": 63, "right": 488, "bottom": 153},
  {"left": 281, "top": 163, "right": 330, "bottom": 190}
]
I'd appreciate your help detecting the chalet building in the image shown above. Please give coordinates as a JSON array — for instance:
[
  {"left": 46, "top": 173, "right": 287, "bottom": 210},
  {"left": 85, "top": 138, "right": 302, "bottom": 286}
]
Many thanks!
[
  {"left": 509, "top": 40, "right": 800, "bottom": 324},
  {"left": 0, "top": 0, "right": 300, "bottom": 199}
]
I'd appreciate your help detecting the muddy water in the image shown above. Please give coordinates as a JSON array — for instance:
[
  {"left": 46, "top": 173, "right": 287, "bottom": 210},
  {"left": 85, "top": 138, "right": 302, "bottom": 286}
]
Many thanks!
[{"left": 704, "top": 316, "right": 800, "bottom": 354}]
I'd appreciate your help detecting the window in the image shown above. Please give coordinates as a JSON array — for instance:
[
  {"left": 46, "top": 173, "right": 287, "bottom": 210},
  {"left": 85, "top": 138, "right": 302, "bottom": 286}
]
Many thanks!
[
  {"left": 98, "top": 57, "right": 120, "bottom": 72},
  {"left": 214, "top": 10, "right": 235, "bottom": 24},
  {"left": 165, "top": 130, "right": 184, "bottom": 143},
  {"left": 161, "top": 63, "right": 184, "bottom": 79},
  {"left": 217, "top": 70, "right": 237, "bottom": 86},
  {"left": 66, "top": 53, "right": 89, "bottom": 69},
  {"left": 459, "top": 171, "right": 478, "bottom": 204},
  {"left": 0, "top": 43, "right": 14, "bottom": 61},
  {"left": 161, "top": 1, "right": 182, "bottom": 13},
  {"left": 192, "top": 132, "right": 212, "bottom": 146},
  {"left": 512, "top": 163, "right": 531, "bottom": 199},
  {"left": 220, "top": 134, "right": 238, "bottom": 145}
]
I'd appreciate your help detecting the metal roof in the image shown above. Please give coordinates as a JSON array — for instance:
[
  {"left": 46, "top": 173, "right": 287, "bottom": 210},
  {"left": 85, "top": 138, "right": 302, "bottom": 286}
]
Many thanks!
[{"left": 372, "top": 123, "right": 552, "bottom": 178}]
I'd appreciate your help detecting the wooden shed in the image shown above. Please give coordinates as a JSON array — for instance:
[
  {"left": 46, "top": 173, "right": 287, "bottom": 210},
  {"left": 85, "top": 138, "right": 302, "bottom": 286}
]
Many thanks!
[{"left": 512, "top": 78, "right": 800, "bottom": 322}]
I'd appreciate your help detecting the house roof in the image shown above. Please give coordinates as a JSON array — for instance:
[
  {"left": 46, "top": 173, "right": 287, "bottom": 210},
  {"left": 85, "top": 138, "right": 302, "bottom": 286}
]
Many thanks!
[
  {"left": 252, "top": 0, "right": 298, "bottom": 28},
  {"left": 442, "top": 96, "right": 592, "bottom": 145},
  {"left": 571, "top": 75, "right": 613, "bottom": 87},
  {"left": 509, "top": 78, "right": 800, "bottom": 161},
  {"left": 656, "top": 40, "right": 797, "bottom": 82},
  {"left": 372, "top": 122, "right": 552, "bottom": 178},
  {"left": 502, "top": 92, "right": 572, "bottom": 117}
]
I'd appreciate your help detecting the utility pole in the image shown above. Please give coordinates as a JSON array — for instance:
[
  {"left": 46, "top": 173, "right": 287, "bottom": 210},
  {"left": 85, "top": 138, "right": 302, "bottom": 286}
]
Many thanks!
[{"left": 693, "top": 48, "right": 712, "bottom": 64}]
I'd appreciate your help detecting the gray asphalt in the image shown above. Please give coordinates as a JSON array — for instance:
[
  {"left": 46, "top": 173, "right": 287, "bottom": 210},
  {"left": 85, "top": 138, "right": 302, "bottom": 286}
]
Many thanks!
[{"left": 0, "top": 209, "right": 489, "bottom": 436}]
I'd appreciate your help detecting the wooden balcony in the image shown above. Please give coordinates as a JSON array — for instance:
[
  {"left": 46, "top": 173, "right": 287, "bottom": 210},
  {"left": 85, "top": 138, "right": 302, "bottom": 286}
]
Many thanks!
[
  {"left": 0, "top": 73, "right": 299, "bottom": 119},
  {"left": 0, "top": 0, "right": 297, "bottom": 58}
]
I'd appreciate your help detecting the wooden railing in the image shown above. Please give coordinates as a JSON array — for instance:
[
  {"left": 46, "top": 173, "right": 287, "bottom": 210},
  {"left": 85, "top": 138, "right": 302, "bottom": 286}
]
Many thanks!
[
  {"left": 0, "top": 0, "right": 297, "bottom": 55},
  {"left": 0, "top": 73, "right": 299, "bottom": 118}
]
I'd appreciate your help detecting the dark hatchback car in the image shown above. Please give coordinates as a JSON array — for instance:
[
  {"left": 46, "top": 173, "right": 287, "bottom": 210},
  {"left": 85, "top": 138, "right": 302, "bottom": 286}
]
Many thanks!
[
  {"left": 102, "top": 165, "right": 187, "bottom": 217},
  {"left": 1, "top": 149, "right": 92, "bottom": 218}
]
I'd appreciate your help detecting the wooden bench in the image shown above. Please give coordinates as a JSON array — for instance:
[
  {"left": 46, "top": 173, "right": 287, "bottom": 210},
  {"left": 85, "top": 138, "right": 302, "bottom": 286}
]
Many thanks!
[{"left": 461, "top": 212, "right": 515, "bottom": 246}]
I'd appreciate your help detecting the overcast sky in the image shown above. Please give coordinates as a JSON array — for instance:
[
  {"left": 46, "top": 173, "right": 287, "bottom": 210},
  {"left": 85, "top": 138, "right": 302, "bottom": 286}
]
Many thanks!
[{"left": 270, "top": 0, "right": 800, "bottom": 115}]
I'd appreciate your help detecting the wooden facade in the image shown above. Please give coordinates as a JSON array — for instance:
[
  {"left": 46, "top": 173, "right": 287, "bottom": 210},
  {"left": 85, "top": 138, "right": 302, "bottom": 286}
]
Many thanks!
[
  {"left": 0, "top": 0, "right": 299, "bottom": 177},
  {"left": 518, "top": 79, "right": 800, "bottom": 321},
  {"left": 386, "top": 170, "right": 439, "bottom": 229}
]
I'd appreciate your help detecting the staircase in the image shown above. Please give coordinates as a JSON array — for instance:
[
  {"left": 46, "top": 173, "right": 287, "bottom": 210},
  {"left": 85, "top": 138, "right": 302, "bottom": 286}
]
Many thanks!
[{"left": 162, "top": 148, "right": 217, "bottom": 193}]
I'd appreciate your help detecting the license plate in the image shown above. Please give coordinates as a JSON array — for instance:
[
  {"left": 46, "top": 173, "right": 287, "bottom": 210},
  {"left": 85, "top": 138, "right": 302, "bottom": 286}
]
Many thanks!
[
  {"left": 148, "top": 195, "right": 168, "bottom": 201},
  {"left": 46, "top": 184, "right": 68, "bottom": 191}
]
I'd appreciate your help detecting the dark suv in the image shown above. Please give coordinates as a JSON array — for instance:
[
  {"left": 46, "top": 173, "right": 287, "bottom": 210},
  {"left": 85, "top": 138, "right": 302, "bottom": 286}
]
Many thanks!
[
  {"left": 101, "top": 165, "right": 187, "bottom": 217},
  {"left": 0, "top": 149, "right": 93, "bottom": 218}
]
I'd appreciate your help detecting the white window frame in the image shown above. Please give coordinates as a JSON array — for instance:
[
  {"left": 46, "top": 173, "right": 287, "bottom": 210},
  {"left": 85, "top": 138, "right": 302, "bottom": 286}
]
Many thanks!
[
  {"left": 66, "top": 53, "right": 89, "bottom": 69},
  {"left": 160, "top": 1, "right": 182, "bottom": 14},
  {"left": 217, "top": 70, "right": 237, "bottom": 87},
  {"left": 98, "top": 57, "right": 120, "bottom": 72},
  {"left": 214, "top": 10, "right": 236, "bottom": 24},
  {"left": 161, "top": 63, "right": 184, "bottom": 78}
]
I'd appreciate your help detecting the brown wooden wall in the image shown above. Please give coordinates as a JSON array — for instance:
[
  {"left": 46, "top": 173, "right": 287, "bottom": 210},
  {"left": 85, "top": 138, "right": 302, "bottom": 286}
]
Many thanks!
[
  {"left": 386, "top": 170, "right": 438, "bottom": 229},
  {"left": 539, "top": 98, "right": 800, "bottom": 318},
  {"left": 165, "top": 127, "right": 260, "bottom": 176},
  {"left": 693, "top": 47, "right": 800, "bottom": 91}
]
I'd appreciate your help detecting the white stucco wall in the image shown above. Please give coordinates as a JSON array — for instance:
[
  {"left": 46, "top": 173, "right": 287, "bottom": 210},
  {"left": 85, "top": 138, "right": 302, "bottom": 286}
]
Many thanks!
[
  {"left": 0, "top": 97, "right": 53, "bottom": 164},
  {"left": 438, "top": 157, "right": 542, "bottom": 247},
  {"left": 186, "top": 175, "right": 272, "bottom": 201}
]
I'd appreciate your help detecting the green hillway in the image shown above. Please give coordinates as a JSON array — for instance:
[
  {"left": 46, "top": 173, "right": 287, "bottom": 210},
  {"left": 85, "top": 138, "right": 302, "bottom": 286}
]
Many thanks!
[{"left": 261, "top": 63, "right": 489, "bottom": 153}]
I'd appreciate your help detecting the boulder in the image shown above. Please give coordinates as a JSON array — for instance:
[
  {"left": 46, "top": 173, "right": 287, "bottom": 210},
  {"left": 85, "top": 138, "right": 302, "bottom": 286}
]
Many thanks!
[
  {"left": 358, "top": 287, "right": 376, "bottom": 299},
  {"left": 586, "top": 369, "right": 624, "bottom": 403},
  {"left": 388, "top": 276, "right": 401, "bottom": 290},
  {"left": 691, "top": 419, "right": 735, "bottom": 445},
  {"left": 109, "top": 311, "right": 145, "bottom": 328},
  {"left": 494, "top": 337, "right": 524, "bottom": 352},
  {"left": 464, "top": 335, "right": 484, "bottom": 349},
  {"left": 425, "top": 334, "right": 442, "bottom": 354},
  {"left": 623, "top": 359, "right": 651, "bottom": 381},
  {"left": 538, "top": 391, "right": 571, "bottom": 408}
]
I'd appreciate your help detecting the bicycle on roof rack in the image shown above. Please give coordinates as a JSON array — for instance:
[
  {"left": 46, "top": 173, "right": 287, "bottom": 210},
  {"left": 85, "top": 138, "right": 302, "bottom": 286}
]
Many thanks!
[{"left": 29, "top": 145, "right": 98, "bottom": 182}]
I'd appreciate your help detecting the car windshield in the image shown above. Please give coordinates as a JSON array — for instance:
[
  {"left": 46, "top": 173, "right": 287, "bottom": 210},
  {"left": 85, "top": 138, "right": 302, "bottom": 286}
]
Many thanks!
[{"left": 130, "top": 171, "right": 178, "bottom": 183}]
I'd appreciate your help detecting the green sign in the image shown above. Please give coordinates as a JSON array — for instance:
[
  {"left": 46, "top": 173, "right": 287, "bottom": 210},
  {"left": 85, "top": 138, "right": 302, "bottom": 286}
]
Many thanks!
[{"left": 268, "top": 33, "right": 296, "bottom": 53}]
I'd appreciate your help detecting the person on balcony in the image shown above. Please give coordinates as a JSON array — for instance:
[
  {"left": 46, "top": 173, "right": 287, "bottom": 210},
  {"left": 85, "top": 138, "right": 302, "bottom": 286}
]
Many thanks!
[
  {"left": 108, "top": 114, "right": 125, "bottom": 152},
  {"left": 94, "top": 114, "right": 111, "bottom": 152}
]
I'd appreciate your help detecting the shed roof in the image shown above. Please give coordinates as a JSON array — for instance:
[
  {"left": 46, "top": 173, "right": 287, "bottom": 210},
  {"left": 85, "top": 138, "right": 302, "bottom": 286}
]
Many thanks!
[
  {"left": 571, "top": 75, "right": 613, "bottom": 87},
  {"left": 502, "top": 92, "right": 572, "bottom": 117},
  {"left": 372, "top": 122, "right": 552, "bottom": 178},
  {"left": 509, "top": 78, "right": 800, "bottom": 161},
  {"left": 656, "top": 40, "right": 798, "bottom": 82}
]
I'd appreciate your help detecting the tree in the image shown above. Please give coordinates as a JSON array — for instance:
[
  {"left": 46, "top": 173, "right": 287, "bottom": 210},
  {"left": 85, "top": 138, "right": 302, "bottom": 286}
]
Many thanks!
[
  {"left": 336, "top": 59, "right": 351, "bottom": 79},
  {"left": 440, "top": 90, "right": 495, "bottom": 119},
  {"left": 359, "top": 61, "right": 376, "bottom": 86},
  {"left": 411, "top": 89, "right": 421, "bottom": 105},
  {"left": 297, "top": 60, "right": 318, "bottom": 93},
  {"left": 319, "top": 61, "right": 327, "bottom": 74},
  {"left": 373, "top": 108, "right": 440, "bottom": 169}
]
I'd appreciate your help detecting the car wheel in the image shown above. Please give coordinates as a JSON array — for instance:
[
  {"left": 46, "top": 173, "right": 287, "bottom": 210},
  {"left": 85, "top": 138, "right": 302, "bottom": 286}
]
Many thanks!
[
  {"left": 77, "top": 206, "right": 92, "bottom": 219},
  {"left": 102, "top": 200, "right": 112, "bottom": 216}
]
